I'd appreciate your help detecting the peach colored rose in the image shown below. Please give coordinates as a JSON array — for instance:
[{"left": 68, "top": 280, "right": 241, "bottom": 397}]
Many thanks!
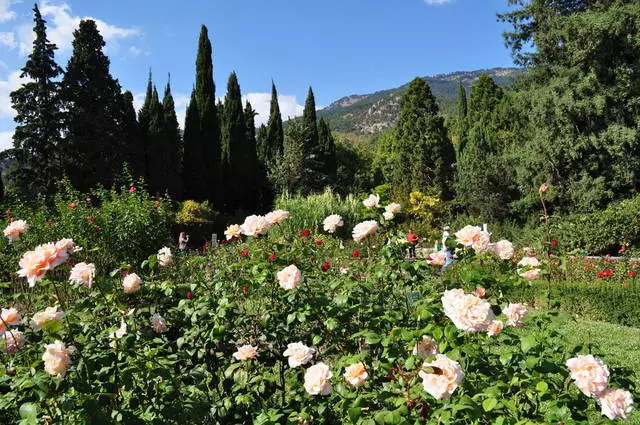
[
  {"left": 30, "top": 306, "right": 64, "bottom": 331},
  {"left": 277, "top": 265, "right": 303, "bottom": 290},
  {"left": 472, "top": 231, "right": 491, "bottom": 254},
  {"left": 518, "top": 256, "right": 541, "bottom": 280},
  {"left": 3, "top": 219, "right": 28, "bottom": 242},
  {"left": 283, "top": 342, "right": 315, "bottom": 368},
  {"left": 418, "top": 354, "right": 464, "bottom": 399},
  {"left": 108, "top": 320, "right": 128, "bottom": 348},
  {"left": 362, "top": 194, "right": 380, "bottom": 209},
  {"left": 493, "top": 240, "right": 515, "bottom": 260},
  {"left": 17, "top": 243, "right": 60, "bottom": 287},
  {"left": 344, "top": 362, "right": 368, "bottom": 387},
  {"left": 150, "top": 313, "right": 168, "bottom": 333},
  {"left": 122, "top": 273, "right": 142, "bottom": 294},
  {"left": 2, "top": 330, "right": 25, "bottom": 355},
  {"left": 265, "top": 210, "right": 289, "bottom": 225},
  {"left": 157, "top": 247, "right": 173, "bottom": 266},
  {"left": 69, "top": 262, "right": 96, "bottom": 288},
  {"left": 0, "top": 307, "right": 21, "bottom": 328},
  {"left": 240, "top": 215, "right": 271, "bottom": 237},
  {"left": 487, "top": 320, "right": 504, "bottom": 336},
  {"left": 224, "top": 224, "right": 242, "bottom": 240},
  {"left": 385, "top": 203, "right": 401, "bottom": 215},
  {"left": 426, "top": 251, "right": 447, "bottom": 266},
  {"left": 352, "top": 220, "right": 379, "bottom": 242},
  {"left": 473, "top": 286, "right": 486, "bottom": 298},
  {"left": 412, "top": 335, "right": 438, "bottom": 358},
  {"left": 442, "top": 289, "right": 494, "bottom": 332},
  {"left": 233, "top": 344, "right": 258, "bottom": 361},
  {"left": 42, "top": 340, "right": 70, "bottom": 377},
  {"left": 598, "top": 388, "right": 634, "bottom": 420},
  {"left": 502, "top": 303, "right": 528, "bottom": 328},
  {"left": 304, "top": 362, "right": 333, "bottom": 396},
  {"left": 566, "top": 355, "right": 610, "bottom": 397},
  {"left": 382, "top": 211, "right": 395, "bottom": 221},
  {"left": 454, "top": 225, "right": 482, "bottom": 247},
  {"left": 323, "top": 214, "right": 344, "bottom": 233}
]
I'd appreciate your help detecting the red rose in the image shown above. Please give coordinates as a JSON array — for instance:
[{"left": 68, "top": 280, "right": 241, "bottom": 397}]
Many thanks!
[
  {"left": 186, "top": 291, "right": 193, "bottom": 299},
  {"left": 240, "top": 249, "right": 249, "bottom": 257},
  {"left": 68, "top": 202, "right": 77, "bottom": 209},
  {"left": 242, "top": 285, "right": 250, "bottom": 293},
  {"left": 352, "top": 249, "right": 360, "bottom": 258},
  {"left": 5, "top": 209, "right": 10, "bottom": 215},
  {"left": 353, "top": 274, "right": 361, "bottom": 280},
  {"left": 321, "top": 261, "right": 330, "bottom": 272},
  {"left": 406, "top": 233, "right": 419, "bottom": 245},
  {"left": 619, "top": 245, "right": 627, "bottom": 253},
  {"left": 315, "top": 240, "right": 323, "bottom": 246},
  {"left": 550, "top": 240, "right": 559, "bottom": 247},
  {"left": 269, "top": 253, "right": 277, "bottom": 262},
  {"left": 300, "top": 229, "right": 311, "bottom": 237},
  {"left": 87, "top": 215, "right": 95, "bottom": 224},
  {"left": 628, "top": 270, "right": 636, "bottom": 278}
]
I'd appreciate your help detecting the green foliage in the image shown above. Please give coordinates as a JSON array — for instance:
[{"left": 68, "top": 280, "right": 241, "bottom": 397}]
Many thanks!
[
  {"left": 265, "top": 82, "right": 284, "bottom": 165},
  {"left": 182, "top": 90, "right": 208, "bottom": 202},
  {"left": 175, "top": 199, "right": 215, "bottom": 224}
]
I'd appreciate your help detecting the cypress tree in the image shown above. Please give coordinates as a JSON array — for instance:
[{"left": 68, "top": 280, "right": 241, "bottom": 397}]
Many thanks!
[
  {"left": 317, "top": 118, "right": 337, "bottom": 183},
  {"left": 221, "top": 72, "right": 248, "bottom": 212},
  {"left": 244, "top": 101, "right": 257, "bottom": 149},
  {"left": 182, "top": 89, "right": 208, "bottom": 200},
  {"left": 456, "top": 81, "right": 468, "bottom": 149},
  {"left": 119, "top": 90, "right": 145, "bottom": 178},
  {"left": 302, "top": 87, "right": 319, "bottom": 150},
  {"left": 138, "top": 70, "right": 153, "bottom": 135},
  {"left": 162, "top": 77, "right": 182, "bottom": 199},
  {"left": 256, "top": 124, "right": 268, "bottom": 163},
  {"left": 146, "top": 86, "right": 165, "bottom": 194},
  {"left": 245, "top": 101, "right": 264, "bottom": 210},
  {"left": 265, "top": 81, "right": 284, "bottom": 164},
  {"left": 194, "top": 25, "right": 221, "bottom": 206},
  {"left": 10, "top": 4, "right": 63, "bottom": 195},
  {"left": 60, "top": 19, "right": 126, "bottom": 192}
]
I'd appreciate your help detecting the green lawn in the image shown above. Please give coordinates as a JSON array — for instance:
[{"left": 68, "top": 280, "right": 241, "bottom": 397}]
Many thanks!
[{"left": 527, "top": 310, "right": 640, "bottom": 424}]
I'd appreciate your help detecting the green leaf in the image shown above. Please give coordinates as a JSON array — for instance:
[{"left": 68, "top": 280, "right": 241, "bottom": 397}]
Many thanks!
[
  {"left": 483, "top": 398, "right": 498, "bottom": 412},
  {"left": 19, "top": 403, "right": 37, "bottom": 423},
  {"left": 536, "top": 381, "right": 548, "bottom": 394},
  {"left": 521, "top": 335, "right": 537, "bottom": 353},
  {"left": 348, "top": 407, "right": 361, "bottom": 423}
]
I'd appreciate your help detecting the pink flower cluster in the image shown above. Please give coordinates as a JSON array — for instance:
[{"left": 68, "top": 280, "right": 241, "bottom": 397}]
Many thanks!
[
  {"left": 17, "top": 239, "right": 80, "bottom": 287},
  {"left": 453, "top": 225, "right": 515, "bottom": 259},
  {"left": 225, "top": 210, "right": 291, "bottom": 240}
]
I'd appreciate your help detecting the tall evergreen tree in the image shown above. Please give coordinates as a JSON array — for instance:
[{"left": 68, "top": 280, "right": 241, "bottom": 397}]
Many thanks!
[
  {"left": 9, "top": 4, "right": 63, "bottom": 195},
  {"left": 182, "top": 89, "right": 208, "bottom": 200},
  {"left": 392, "top": 77, "right": 456, "bottom": 199},
  {"left": 455, "top": 81, "right": 468, "bottom": 148},
  {"left": 145, "top": 86, "right": 166, "bottom": 193},
  {"left": 194, "top": 25, "right": 221, "bottom": 205},
  {"left": 256, "top": 124, "right": 268, "bottom": 164},
  {"left": 245, "top": 101, "right": 266, "bottom": 210},
  {"left": 138, "top": 70, "right": 153, "bottom": 136},
  {"left": 162, "top": 78, "right": 182, "bottom": 199},
  {"left": 60, "top": 19, "right": 126, "bottom": 192},
  {"left": 221, "top": 72, "right": 249, "bottom": 212},
  {"left": 317, "top": 118, "right": 337, "bottom": 183},
  {"left": 119, "top": 90, "right": 145, "bottom": 178},
  {"left": 265, "top": 81, "right": 284, "bottom": 164},
  {"left": 302, "top": 87, "right": 319, "bottom": 150}
]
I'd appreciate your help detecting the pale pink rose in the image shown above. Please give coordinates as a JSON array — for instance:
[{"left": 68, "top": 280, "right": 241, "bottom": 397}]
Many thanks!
[
  {"left": 2, "top": 330, "right": 25, "bottom": 355},
  {"left": 17, "top": 243, "right": 60, "bottom": 287},
  {"left": 441, "top": 289, "right": 495, "bottom": 332},
  {"left": 385, "top": 203, "right": 401, "bottom": 215},
  {"left": 566, "top": 355, "right": 610, "bottom": 397},
  {"left": 362, "top": 194, "right": 380, "bottom": 209},
  {"left": 304, "top": 362, "right": 333, "bottom": 396},
  {"left": 517, "top": 256, "right": 541, "bottom": 280},
  {"left": 598, "top": 388, "right": 634, "bottom": 420},
  {"left": 157, "top": 247, "right": 173, "bottom": 266},
  {"left": 51, "top": 238, "right": 80, "bottom": 268},
  {"left": 472, "top": 231, "right": 491, "bottom": 254},
  {"left": 240, "top": 215, "right": 271, "bottom": 237},
  {"left": 454, "top": 225, "right": 482, "bottom": 247},
  {"left": 0, "top": 307, "right": 21, "bottom": 328},
  {"left": 352, "top": 220, "right": 379, "bottom": 242},
  {"left": 277, "top": 265, "right": 303, "bottom": 290},
  {"left": 426, "top": 251, "right": 447, "bottom": 266},
  {"left": 283, "top": 342, "right": 315, "bottom": 368},
  {"left": 224, "top": 224, "right": 242, "bottom": 240},
  {"left": 265, "top": 210, "right": 289, "bottom": 225},
  {"left": 69, "top": 262, "right": 96, "bottom": 288},
  {"left": 42, "top": 340, "right": 70, "bottom": 377},
  {"left": 520, "top": 269, "right": 541, "bottom": 280},
  {"left": 486, "top": 320, "right": 504, "bottom": 336},
  {"left": 382, "top": 211, "right": 395, "bottom": 221},
  {"left": 344, "top": 362, "right": 368, "bottom": 387},
  {"left": 122, "top": 273, "right": 142, "bottom": 294},
  {"left": 492, "top": 240, "right": 515, "bottom": 260},
  {"left": 3, "top": 219, "right": 28, "bottom": 242},
  {"left": 502, "top": 303, "right": 528, "bottom": 328},
  {"left": 412, "top": 335, "right": 439, "bottom": 358},
  {"left": 339, "top": 266, "right": 349, "bottom": 274},
  {"left": 418, "top": 354, "right": 464, "bottom": 399},
  {"left": 323, "top": 214, "right": 344, "bottom": 233},
  {"left": 150, "top": 313, "right": 168, "bottom": 333},
  {"left": 30, "top": 306, "right": 64, "bottom": 331},
  {"left": 108, "top": 320, "right": 128, "bottom": 348},
  {"left": 233, "top": 344, "right": 258, "bottom": 361}
]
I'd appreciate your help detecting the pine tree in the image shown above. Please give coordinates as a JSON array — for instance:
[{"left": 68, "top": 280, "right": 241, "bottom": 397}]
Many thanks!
[
  {"left": 265, "top": 81, "right": 284, "bottom": 165},
  {"left": 182, "top": 89, "right": 208, "bottom": 200},
  {"left": 162, "top": 77, "right": 182, "bottom": 199},
  {"left": 60, "top": 19, "right": 126, "bottom": 192},
  {"left": 317, "top": 118, "right": 337, "bottom": 183},
  {"left": 195, "top": 25, "right": 221, "bottom": 205},
  {"left": 120, "top": 90, "right": 145, "bottom": 178},
  {"left": 302, "top": 87, "right": 319, "bottom": 150},
  {"left": 221, "top": 72, "right": 249, "bottom": 212},
  {"left": 456, "top": 81, "right": 468, "bottom": 149},
  {"left": 10, "top": 4, "right": 63, "bottom": 195},
  {"left": 393, "top": 77, "right": 456, "bottom": 199}
]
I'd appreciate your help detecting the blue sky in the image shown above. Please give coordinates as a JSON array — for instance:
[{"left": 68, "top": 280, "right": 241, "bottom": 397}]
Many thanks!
[{"left": 0, "top": 0, "right": 517, "bottom": 151}]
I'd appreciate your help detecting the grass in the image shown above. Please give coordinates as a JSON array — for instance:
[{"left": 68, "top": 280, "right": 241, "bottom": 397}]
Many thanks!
[{"left": 525, "top": 309, "right": 640, "bottom": 424}]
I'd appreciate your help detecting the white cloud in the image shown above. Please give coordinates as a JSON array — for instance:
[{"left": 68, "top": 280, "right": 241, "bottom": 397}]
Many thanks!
[
  {"left": 0, "top": 70, "right": 28, "bottom": 118},
  {"left": 18, "top": 1, "right": 140, "bottom": 55},
  {"left": 244, "top": 92, "right": 304, "bottom": 126},
  {"left": 424, "top": 0, "right": 454, "bottom": 4},
  {"left": 0, "top": 130, "right": 12, "bottom": 152},
  {"left": 127, "top": 46, "right": 149, "bottom": 57},
  {"left": 0, "top": 32, "right": 16, "bottom": 49},
  {"left": 0, "top": 0, "right": 17, "bottom": 22}
]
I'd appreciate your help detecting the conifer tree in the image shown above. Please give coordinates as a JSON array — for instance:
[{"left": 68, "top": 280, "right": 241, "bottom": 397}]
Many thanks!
[
  {"left": 302, "top": 87, "right": 319, "bottom": 150},
  {"left": 244, "top": 101, "right": 257, "bottom": 150},
  {"left": 145, "top": 86, "right": 165, "bottom": 193},
  {"left": 265, "top": 82, "right": 284, "bottom": 164},
  {"left": 10, "top": 4, "right": 63, "bottom": 195},
  {"left": 456, "top": 81, "right": 468, "bottom": 148},
  {"left": 162, "top": 78, "right": 182, "bottom": 199},
  {"left": 245, "top": 101, "right": 264, "bottom": 210},
  {"left": 120, "top": 90, "right": 145, "bottom": 178},
  {"left": 138, "top": 70, "right": 153, "bottom": 136},
  {"left": 182, "top": 89, "right": 208, "bottom": 200},
  {"left": 60, "top": 19, "right": 126, "bottom": 192},
  {"left": 195, "top": 25, "right": 221, "bottom": 205},
  {"left": 256, "top": 124, "right": 268, "bottom": 163},
  {"left": 317, "top": 118, "right": 337, "bottom": 183}
]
